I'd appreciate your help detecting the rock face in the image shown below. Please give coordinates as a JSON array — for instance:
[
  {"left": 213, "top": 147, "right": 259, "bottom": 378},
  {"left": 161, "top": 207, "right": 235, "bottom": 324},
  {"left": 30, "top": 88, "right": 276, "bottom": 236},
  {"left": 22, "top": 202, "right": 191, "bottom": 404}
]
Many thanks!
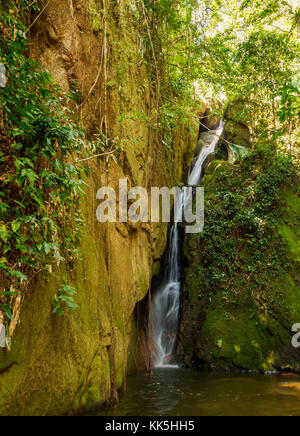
[
  {"left": 0, "top": 1, "right": 198, "bottom": 415},
  {"left": 224, "top": 102, "right": 252, "bottom": 148},
  {"left": 181, "top": 153, "right": 300, "bottom": 373}
]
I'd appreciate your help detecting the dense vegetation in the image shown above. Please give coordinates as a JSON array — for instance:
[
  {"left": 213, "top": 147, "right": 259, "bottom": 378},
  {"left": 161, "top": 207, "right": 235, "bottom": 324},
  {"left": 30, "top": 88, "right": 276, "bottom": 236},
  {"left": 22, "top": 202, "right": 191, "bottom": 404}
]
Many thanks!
[
  {"left": 184, "top": 148, "right": 299, "bottom": 369},
  {"left": 195, "top": 0, "right": 299, "bottom": 148},
  {"left": 194, "top": 151, "right": 298, "bottom": 304},
  {"left": 0, "top": 2, "right": 87, "bottom": 331},
  {"left": 175, "top": 0, "right": 300, "bottom": 371},
  {"left": 0, "top": 0, "right": 299, "bottom": 346}
]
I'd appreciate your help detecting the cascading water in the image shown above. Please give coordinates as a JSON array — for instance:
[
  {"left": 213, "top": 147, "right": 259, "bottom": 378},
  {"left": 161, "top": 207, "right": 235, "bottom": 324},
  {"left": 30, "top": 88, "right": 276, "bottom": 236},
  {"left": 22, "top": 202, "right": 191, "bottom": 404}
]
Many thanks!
[{"left": 151, "top": 120, "right": 225, "bottom": 368}]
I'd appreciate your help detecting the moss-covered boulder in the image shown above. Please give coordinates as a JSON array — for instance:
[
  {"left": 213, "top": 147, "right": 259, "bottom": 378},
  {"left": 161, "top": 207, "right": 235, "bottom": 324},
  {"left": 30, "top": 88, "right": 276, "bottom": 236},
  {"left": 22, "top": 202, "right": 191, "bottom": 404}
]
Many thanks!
[{"left": 181, "top": 149, "right": 300, "bottom": 372}]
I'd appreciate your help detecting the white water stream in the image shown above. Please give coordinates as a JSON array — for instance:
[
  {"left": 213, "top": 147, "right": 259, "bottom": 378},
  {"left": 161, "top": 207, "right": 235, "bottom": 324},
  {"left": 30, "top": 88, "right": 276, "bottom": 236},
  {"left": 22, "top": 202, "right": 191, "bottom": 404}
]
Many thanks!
[{"left": 151, "top": 121, "right": 224, "bottom": 367}]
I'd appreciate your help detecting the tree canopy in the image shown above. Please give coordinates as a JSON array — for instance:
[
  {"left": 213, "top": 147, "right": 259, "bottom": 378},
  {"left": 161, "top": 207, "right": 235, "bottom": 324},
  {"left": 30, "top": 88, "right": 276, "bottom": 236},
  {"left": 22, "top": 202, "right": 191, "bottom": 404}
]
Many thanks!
[{"left": 145, "top": 0, "right": 299, "bottom": 153}]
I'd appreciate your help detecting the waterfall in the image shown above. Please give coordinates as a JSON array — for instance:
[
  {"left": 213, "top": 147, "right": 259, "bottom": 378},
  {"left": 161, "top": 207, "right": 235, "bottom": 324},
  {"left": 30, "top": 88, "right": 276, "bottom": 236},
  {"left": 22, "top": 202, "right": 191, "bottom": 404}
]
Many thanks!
[
  {"left": 151, "top": 120, "right": 225, "bottom": 368},
  {"left": 0, "top": 323, "right": 6, "bottom": 348}
]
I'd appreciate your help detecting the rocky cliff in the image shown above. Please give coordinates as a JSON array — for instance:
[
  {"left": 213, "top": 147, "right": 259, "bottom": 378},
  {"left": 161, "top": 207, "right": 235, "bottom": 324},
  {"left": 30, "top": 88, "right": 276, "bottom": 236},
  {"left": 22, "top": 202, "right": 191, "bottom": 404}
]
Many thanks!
[
  {"left": 0, "top": 0, "right": 198, "bottom": 415},
  {"left": 181, "top": 148, "right": 300, "bottom": 373}
]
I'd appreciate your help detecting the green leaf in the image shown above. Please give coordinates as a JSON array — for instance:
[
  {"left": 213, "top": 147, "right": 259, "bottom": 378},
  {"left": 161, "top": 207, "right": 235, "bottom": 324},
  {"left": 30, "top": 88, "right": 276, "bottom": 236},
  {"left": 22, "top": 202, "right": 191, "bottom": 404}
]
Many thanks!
[
  {"left": 0, "top": 291, "right": 18, "bottom": 297},
  {"left": 11, "top": 220, "right": 21, "bottom": 233},
  {"left": 9, "top": 270, "right": 28, "bottom": 281}
]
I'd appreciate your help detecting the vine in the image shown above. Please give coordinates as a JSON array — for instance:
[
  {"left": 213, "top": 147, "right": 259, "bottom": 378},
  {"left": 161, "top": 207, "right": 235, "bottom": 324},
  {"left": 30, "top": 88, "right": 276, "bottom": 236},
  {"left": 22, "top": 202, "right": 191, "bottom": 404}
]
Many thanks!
[
  {"left": 186, "top": 148, "right": 299, "bottom": 315},
  {"left": 0, "top": 2, "right": 88, "bottom": 339}
]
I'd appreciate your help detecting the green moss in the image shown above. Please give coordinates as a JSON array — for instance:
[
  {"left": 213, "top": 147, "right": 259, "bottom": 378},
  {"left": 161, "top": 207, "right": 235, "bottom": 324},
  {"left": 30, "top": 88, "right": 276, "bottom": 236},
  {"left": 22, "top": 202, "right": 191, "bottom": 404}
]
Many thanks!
[
  {"left": 183, "top": 150, "right": 300, "bottom": 371},
  {"left": 201, "top": 298, "right": 292, "bottom": 371},
  {"left": 88, "top": 0, "right": 103, "bottom": 31}
]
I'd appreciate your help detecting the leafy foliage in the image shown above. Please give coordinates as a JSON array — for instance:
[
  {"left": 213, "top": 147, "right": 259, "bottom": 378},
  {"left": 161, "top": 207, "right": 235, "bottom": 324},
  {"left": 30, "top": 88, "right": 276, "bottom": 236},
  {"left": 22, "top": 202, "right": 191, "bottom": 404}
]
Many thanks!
[
  {"left": 186, "top": 149, "right": 298, "bottom": 315},
  {"left": 125, "top": 0, "right": 202, "bottom": 140},
  {"left": 53, "top": 284, "right": 79, "bottom": 316},
  {"left": 0, "top": 2, "right": 86, "bottom": 323},
  {"left": 128, "top": 0, "right": 299, "bottom": 152}
]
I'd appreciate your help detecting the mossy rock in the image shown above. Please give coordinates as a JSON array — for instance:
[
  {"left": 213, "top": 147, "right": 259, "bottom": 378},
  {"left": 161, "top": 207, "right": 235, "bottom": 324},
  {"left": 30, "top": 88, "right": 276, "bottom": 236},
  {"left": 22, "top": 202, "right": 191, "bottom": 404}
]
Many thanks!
[
  {"left": 182, "top": 151, "right": 300, "bottom": 372},
  {"left": 224, "top": 101, "right": 252, "bottom": 148},
  {"left": 0, "top": 0, "right": 198, "bottom": 415}
]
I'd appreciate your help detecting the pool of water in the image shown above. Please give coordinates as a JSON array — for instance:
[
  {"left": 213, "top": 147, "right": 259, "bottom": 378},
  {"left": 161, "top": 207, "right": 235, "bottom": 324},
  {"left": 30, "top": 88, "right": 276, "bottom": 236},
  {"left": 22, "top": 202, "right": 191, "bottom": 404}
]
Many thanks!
[{"left": 94, "top": 368, "right": 300, "bottom": 416}]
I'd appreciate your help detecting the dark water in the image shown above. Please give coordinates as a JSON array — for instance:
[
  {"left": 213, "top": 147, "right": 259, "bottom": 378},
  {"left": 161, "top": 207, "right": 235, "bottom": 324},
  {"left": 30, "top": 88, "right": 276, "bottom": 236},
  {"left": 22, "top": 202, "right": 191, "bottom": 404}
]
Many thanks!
[{"left": 95, "top": 368, "right": 300, "bottom": 417}]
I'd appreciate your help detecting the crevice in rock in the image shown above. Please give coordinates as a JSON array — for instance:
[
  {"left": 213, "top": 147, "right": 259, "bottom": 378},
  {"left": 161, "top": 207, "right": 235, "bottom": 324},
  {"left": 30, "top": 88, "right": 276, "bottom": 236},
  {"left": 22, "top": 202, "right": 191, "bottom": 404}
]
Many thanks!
[{"left": 0, "top": 362, "right": 17, "bottom": 376}]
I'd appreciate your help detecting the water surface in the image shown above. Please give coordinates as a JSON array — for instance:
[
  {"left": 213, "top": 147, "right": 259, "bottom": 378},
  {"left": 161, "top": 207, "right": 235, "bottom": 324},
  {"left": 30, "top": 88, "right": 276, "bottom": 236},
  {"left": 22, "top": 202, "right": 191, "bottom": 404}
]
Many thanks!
[{"left": 95, "top": 368, "right": 300, "bottom": 416}]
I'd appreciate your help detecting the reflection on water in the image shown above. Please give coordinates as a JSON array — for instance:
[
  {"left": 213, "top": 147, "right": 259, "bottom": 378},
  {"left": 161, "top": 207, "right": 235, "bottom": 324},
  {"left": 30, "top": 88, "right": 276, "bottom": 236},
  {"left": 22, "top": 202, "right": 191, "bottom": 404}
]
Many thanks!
[{"left": 94, "top": 368, "right": 300, "bottom": 417}]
